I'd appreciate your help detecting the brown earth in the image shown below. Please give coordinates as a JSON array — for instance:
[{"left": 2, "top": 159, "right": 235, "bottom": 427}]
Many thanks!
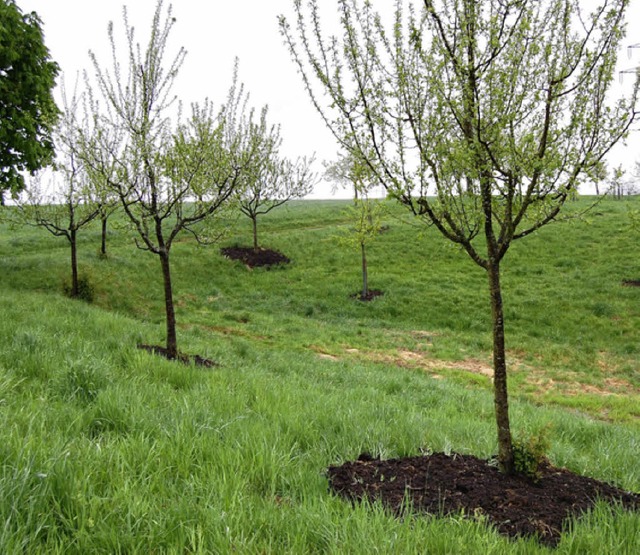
[
  {"left": 221, "top": 246, "right": 290, "bottom": 268},
  {"left": 622, "top": 279, "right": 640, "bottom": 287},
  {"left": 351, "top": 289, "right": 384, "bottom": 302},
  {"left": 137, "top": 343, "right": 217, "bottom": 368},
  {"left": 328, "top": 452, "right": 640, "bottom": 547}
]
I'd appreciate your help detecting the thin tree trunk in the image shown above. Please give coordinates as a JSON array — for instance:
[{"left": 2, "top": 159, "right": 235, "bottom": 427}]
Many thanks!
[
  {"left": 101, "top": 214, "right": 108, "bottom": 256},
  {"left": 487, "top": 260, "right": 514, "bottom": 474},
  {"left": 361, "top": 241, "right": 368, "bottom": 299},
  {"left": 252, "top": 215, "right": 259, "bottom": 252},
  {"left": 70, "top": 229, "right": 79, "bottom": 297},
  {"left": 159, "top": 250, "right": 178, "bottom": 359}
]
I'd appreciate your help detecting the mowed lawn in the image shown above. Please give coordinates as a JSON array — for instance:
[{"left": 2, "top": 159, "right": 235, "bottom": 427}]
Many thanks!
[{"left": 0, "top": 196, "right": 638, "bottom": 553}]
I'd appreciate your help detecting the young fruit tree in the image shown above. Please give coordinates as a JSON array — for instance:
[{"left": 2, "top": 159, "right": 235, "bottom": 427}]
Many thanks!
[
  {"left": 0, "top": 0, "right": 59, "bottom": 205},
  {"left": 236, "top": 116, "right": 315, "bottom": 252},
  {"left": 83, "top": 2, "right": 263, "bottom": 360},
  {"left": 16, "top": 84, "right": 100, "bottom": 300},
  {"left": 326, "top": 152, "right": 384, "bottom": 300},
  {"left": 324, "top": 151, "right": 367, "bottom": 199},
  {"left": 93, "top": 176, "right": 119, "bottom": 258},
  {"left": 341, "top": 195, "right": 385, "bottom": 300},
  {"left": 281, "top": 0, "right": 639, "bottom": 473}
]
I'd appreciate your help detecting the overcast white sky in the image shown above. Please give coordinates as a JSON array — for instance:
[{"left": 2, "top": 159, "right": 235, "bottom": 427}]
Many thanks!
[{"left": 17, "top": 0, "right": 640, "bottom": 197}]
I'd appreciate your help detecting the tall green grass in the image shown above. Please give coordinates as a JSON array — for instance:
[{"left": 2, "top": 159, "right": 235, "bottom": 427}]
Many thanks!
[{"left": 0, "top": 197, "right": 638, "bottom": 552}]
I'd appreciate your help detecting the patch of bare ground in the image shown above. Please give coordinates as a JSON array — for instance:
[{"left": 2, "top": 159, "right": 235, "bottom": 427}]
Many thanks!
[
  {"left": 525, "top": 369, "right": 637, "bottom": 398},
  {"left": 328, "top": 452, "right": 640, "bottom": 547},
  {"left": 309, "top": 345, "right": 339, "bottom": 361},
  {"left": 339, "top": 346, "right": 494, "bottom": 380},
  {"left": 399, "top": 349, "right": 494, "bottom": 378},
  {"left": 351, "top": 289, "right": 384, "bottom": 301},
  {"left": 137, "top": 344, "right": 217, "bottom": 368},
  {"left": 313, "top": 342, "right": 638, "bottom": 418},
  {"left": 221, "top": 246, "right": 290, "bottom": 268},
  {"left": 596, "top": 350, "right": 620, "bottom": 373}
]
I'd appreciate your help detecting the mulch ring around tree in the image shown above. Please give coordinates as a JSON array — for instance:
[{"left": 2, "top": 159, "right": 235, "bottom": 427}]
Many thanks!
[
  {"left": 622, "top": 279, "right": 640, "bottom": 287},
  {"left": 351, "top": 289, "right": 384, "bottom": 302},
  {"left": 221, "top": 246, "right": 290, "bottom": 268},
  {"left": 327, "top": 452, "right": 640, "bottom": 547},
  {"left": 137, "top": 344, "right": 218, "bottom": 368}
]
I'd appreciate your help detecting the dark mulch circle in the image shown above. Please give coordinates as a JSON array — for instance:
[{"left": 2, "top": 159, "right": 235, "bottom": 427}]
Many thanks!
[
  {"left": 351, "top": 289, "right": 384, "bottom": 302},
  {"left": 137, "top": 344, "right": 218, "bottom": 368},
  {"left": 221, "top": 246, "right": 290, "bottom": 268},
  {"left": 327, "top": 452, "right": 640, "bottom": 547},
  {"left": 622, "top": 279, "right": 640, "bottom": 287}
]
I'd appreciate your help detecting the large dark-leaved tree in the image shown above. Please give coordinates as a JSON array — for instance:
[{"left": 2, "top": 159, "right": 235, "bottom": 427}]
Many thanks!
[
  {"left": 0, "top": 0, "right": 59, "bottom": 204},
  {"left": 281, "top": 0, "right": 639, "bottom": 473}
]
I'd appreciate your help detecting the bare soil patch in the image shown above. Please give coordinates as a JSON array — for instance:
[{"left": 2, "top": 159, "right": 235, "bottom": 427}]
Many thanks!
[
  {"left": 137, "top": 344, "right": 218, "bottom": 368},
  {"left": 221, "top": 246, "right": 290, "bottom": 268},
  {"left": 351, "top": 289, "right": 384, "bottom": 302},
  {"left": 342, "top": 346, "right": 494, "bottom": 379},
  {"left": 328, "top": 451, "right": 640, "bottom": 547},
  {"left": 622, "top": 279, "right": 640, "bottom": 287}
]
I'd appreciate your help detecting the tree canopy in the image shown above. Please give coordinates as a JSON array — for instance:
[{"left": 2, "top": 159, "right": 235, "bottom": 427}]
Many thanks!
[
  {"left": 236, "top": 115, "right": 315, "bottom": 251},
  {"left": 281, "top": 0, "right": 639, "bottom": 473},
  {"left": 16, "top": 83, "right": 100, "bottom": 299},
  {"left": 0, "top": 0, "right": 59, "bottom": 201},
  {"left": 83, "top": 2, "right": 265, "bottom": 359}
]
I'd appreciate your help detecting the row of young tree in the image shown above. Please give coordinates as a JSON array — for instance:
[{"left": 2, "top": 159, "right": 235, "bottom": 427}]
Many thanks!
[
  {"left": 10, "top": 2, "right": 315, "bottom": 360},
  {"left": 2, "top": 0, "right": 638, "bottom": 481}
]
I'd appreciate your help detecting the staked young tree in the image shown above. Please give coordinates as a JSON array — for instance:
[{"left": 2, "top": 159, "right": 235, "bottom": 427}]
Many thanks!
[
  {"left": 281, "top": 0, "right": 640, "bottom": 473},
  {"left": 84, "top": 2, "right": 263, "bottom": 359},
  {"left": 0, "top": 0, "right": 59, "bottom": 204},
  {"left": 16, "top": 84, "right": 100, "bottom": 299},
  {"left": 236, "top": 116, "right": 315, "bottom": 252}
]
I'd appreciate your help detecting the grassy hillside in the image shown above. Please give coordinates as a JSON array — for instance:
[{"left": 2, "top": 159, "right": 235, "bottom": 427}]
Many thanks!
[{"left": 0, "top": 197, "right": 638, "bottom": 552}]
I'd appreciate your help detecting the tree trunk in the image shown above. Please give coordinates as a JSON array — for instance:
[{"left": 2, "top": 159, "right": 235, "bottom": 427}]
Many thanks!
[
  {"left": 252, "top": 215, "right": 259, "bottom": 252},
  {"left": 159, "top": 250, "right": 178, "bottom": 359},
  {"left": 70, "top": 229, "right": 79, "bottom": 297},
  {"left": 101, "top": 214, "right": 108, "bottom": 256},
  {"left": 487, "top": 260, "right": 514, "bottom": 474},
  {"left": 361, "top": 241, "right": 368, "bottom": 299}
]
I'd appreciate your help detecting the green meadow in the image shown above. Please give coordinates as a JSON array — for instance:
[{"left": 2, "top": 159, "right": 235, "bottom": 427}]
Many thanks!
[{"left": 0, "top": 197, "right": 638, "bottom": 553}]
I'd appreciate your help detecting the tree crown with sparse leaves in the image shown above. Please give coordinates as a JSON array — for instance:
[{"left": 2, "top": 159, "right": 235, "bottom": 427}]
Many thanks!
[
  {"left": 281, "top": 0, "right": 639, "bottom": 265},
  {"left": 281, "top": 0, "right": 639, "bottom": 474}
]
